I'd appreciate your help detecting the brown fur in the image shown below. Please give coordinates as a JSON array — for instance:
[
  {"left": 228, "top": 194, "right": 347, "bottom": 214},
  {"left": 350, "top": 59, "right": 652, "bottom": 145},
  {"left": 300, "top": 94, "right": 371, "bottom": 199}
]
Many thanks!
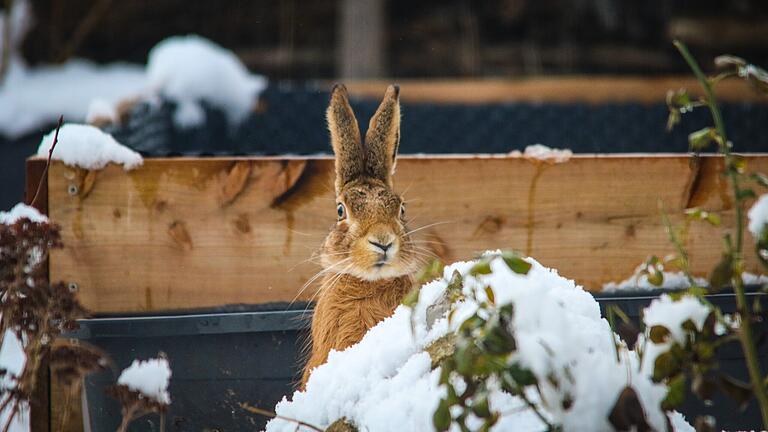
[{"left": 301, "top": 85, "right": 417, "bottom": 386}]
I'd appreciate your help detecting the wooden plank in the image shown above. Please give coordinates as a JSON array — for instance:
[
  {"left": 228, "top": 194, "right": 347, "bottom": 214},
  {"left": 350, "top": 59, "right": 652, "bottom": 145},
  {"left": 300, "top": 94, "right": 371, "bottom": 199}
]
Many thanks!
[
  {"left": 24, "top": 158, "right": 52, "bottom": 432},
  {"left": 46, "top": 155, "right": 768, "bottom": 314},
  {"left": 341, "top": 77, "right": 767, "bottom": 104}
]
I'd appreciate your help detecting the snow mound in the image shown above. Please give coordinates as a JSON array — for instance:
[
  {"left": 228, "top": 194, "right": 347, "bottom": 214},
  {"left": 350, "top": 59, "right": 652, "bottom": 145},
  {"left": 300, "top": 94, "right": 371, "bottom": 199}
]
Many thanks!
[
  {"left": 267, "top": 254, "right": 691, "bottom": 432},
  {"left": 147, "top": 35, "right": 267, "bottom": 129},
  {"left": 0, "top": 203, "right": 47, "bottom": 225},
  {"left": 117, "top": 358, "right": 172, "bottom": 405},
  {"left": 0, "top": 330, "right": 26, "bottom": 389},
  {"left": 1, "top": 31, "right": 266, "bottom": 137},
  {"left": 748, "top": 194, "right": 768, "bottom": 239},
  {"left": 643, "top": 294, "right": 711, "bottom": 344},
  {"left": 0, "top": 330, "right": 28, "bottom": 432},
  {"left": 0, "top": 60, "right": 147, "bottom": 139},
  {"left": 602, "top": 263, "right": 768, "bottom": 292},
  {"left": 510, "top": 144, "right": 573, "bottom": 163},
  {"left": 37, "top": 123, "right": 142, "bottom": 170},
  {"left": 602, "top": 264, "right": 706, "bottom": 292}
]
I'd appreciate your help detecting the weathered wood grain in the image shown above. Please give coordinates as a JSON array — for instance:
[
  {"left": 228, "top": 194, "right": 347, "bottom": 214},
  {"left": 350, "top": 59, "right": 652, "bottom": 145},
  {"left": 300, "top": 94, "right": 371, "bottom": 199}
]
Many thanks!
[{"left": 46, "top": 154, "right": 768, "bottom": 313}]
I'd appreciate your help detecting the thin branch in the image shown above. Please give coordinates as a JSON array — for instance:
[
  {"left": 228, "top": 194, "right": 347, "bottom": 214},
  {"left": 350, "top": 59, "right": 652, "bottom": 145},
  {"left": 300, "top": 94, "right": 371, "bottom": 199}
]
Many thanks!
[
  {"left": 55, "top": 0, "right": 113, "bottom": 62},
  {"left": 674, "top": 40, "right": 768, "bottom": 427},
  {"left": 30, "top": 115, "right": 63, "bottom": 209},
  {"left": 239, "top": 403, "right": 323, "bottom": 432}
]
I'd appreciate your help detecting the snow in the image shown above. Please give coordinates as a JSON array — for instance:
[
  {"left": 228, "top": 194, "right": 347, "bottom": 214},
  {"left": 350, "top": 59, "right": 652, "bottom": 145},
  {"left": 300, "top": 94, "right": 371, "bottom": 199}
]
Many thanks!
[
  {"left": 0, "top": 330, "right": 26, "bottom": 389},
  {"left": 602, "top": 262, "right": 768, "bottom": 292},
  {"left": 748, "top": 194, "right": 768, "bottom": 239},
  {"left": 36, "top": 123, "right": 142, "bottom": 170},
  {"left": 0, "top": 32, "right": 266, "bottom": 137},
  {"left": 147, "top": 35, "right": 267, "bottom": 129},
  {"left": 117, "top": 358, "right": 172, "bottom": 405},
  {"left": 85, "top": 98, "right": 119, "bottom": 125},
  {"left": 510, "top": 144, "right": 573, "bottom": 163},
  {"left": 642, "top": 294, "right": 711, "bottom": 345},
  {"left": 267, "top": 254, "right": 691, "bottom": 432},
  {"left": 0, "top": 203, "right": 47, "bottom": 225},
  {"left": 0, "top": 330, "right": 29, "bottom": 432},
  {"left": 0, "top": 60, "right": 147, "bottom": 138}
]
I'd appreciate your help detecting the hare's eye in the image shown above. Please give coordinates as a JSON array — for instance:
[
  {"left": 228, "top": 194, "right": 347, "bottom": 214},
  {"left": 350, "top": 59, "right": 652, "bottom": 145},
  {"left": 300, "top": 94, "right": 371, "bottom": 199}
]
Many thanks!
[
  {"left": 337, "top": 203, "right": 346, "bottom": 220},
  {"left": 399, "top": 203, "right": 406, "bottom": 220}
]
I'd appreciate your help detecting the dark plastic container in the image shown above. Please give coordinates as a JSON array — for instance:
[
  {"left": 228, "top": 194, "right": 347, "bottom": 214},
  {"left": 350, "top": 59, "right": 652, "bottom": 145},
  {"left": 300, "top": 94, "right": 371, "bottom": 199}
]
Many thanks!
[
  {"left": 594, "top": 288, "right": 767, "bottom": 430},
  {"left": 70, "top": 307, "right": 310, "bottom": 431},
  {"left": 72, "top": 290, "right": 766, "bottom": 431}
]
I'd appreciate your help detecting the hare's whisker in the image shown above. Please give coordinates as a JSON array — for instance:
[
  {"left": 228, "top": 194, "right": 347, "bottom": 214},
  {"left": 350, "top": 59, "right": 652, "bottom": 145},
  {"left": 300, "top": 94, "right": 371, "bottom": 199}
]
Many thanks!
[
  {"left": 404, "top": 221, "right": 454, "bottom": 237},
  {"left": 289, "top": 258, "right": 351, "bottom": 306}
]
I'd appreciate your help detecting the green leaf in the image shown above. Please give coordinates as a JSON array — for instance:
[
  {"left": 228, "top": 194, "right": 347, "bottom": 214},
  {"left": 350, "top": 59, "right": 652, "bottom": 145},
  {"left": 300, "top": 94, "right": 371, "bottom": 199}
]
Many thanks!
[
  {"left": 418, "top": 258, "right": 445, "bottom": 284},
  {"left": 736, "top": 188, "right": 757, "bottom": 200},
  {"left": 731, "top": 155, "right": 748, "bottom": 174},
  {"left": 501, "top": 251, "right": 532, "bottom": 275},
  {"left": 647, "top": 269, "right": 664, "bottom": 287},
  {"left": 608, "top": 386, "right": 653, "bottom": 432},
  {"left": 666, "top": 109, "right": 681, "bottom": 131},
  {"left": 446, "top": 270, "right": 464, "bottom": 294},
  {"left": 709, "top": 254, "right": 733, "bottom": 291},
  {"left": 688, "top": 127, "right": 717, "bottom": 150},
  {"left": 433, "top": 399, "right": 452, "bottom": 431},
  {"left": 751, "top": 173, "right": 768, "bottom": 188},
  {"left": 471, "top": 396, "right": 491, "bottom": 418},
  {"left": 662, "top": 374, "right": 687, "bottom": 410},
  {"left": 484, "top": 286, "right": 495, "bottom": 305},
  {"left": 653, "top": 350, "right": 680, "bottom": 382},
  {"left": 506, "top": 363, "right": 538, "bottom": 387},
  {"left": 705, "top": 212, "right": 721, "bottom": 226},
  {"left": 649, "top": 325, "right": 671, "bottom": 344},
  {"left": 685, "top": 208, "right": 721, "bottom": 226},
  {"left": 718, "top": 374, "right": 753, "bottom": 411},
  {"left": 470, "top": 260, "right": 492, "bottom": 276},
  {"left": 401, "top": 286, "right": 420, "bottom": 308}
]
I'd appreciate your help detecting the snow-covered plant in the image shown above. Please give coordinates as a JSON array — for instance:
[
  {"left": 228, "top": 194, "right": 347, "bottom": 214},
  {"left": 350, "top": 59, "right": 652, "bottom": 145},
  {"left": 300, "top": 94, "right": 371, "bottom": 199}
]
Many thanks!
[
  {"left": 108, "top": 356, "right": 172, "bottom": 432},
  {"left": 657, "top": 41, "right": 768, "bottom": 427},
  {"left": 0, "top": 203, "right": 106, "bottom": 431},
  {"left": 268, "top": 252, "right": 694, "bottom": 432}
]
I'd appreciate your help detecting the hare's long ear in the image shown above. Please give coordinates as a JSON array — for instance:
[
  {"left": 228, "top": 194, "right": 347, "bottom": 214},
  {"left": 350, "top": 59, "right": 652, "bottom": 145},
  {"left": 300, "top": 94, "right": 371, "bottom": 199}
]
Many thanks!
[
  {"left": 327, "top": 84, "right": 364, "bottom": 194},
  {"left": 364, "top": 85, "right": 400, "bottom": 186}
]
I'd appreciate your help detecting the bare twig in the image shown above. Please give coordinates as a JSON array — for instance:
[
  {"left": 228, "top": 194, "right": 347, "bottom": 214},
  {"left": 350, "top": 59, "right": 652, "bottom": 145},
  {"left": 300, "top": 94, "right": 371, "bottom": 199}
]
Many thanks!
[
  {"left": 56, "top": 0, "right": 113, "bottom": 62},
  {"left": 240, "top": 403, "right": 323, "bottom": 432},
  {"left": 30, "top": 115, "right": 63, "bottom": 209}
]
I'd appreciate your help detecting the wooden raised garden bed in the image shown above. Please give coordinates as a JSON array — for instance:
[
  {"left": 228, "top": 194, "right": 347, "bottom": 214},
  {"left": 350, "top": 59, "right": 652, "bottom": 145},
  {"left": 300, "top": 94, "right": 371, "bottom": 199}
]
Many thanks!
[{"left": 37, "top": 153, "right": 768, "bottom": 314}]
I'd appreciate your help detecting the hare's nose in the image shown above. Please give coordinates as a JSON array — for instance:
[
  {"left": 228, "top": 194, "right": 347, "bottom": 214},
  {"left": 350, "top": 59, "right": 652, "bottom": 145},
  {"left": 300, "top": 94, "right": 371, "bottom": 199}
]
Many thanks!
[{"left": 368, "top": 240, "right": 392, "bottom": 253}]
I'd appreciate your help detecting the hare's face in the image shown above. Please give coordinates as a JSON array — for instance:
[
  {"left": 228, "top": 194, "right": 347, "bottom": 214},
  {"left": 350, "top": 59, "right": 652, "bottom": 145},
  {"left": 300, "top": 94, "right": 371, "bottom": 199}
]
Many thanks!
[
  {"left": 318, "top": 84, "right": 420, "bottom": 282},
  {"left": 321, "top": 179, "right": 416, "bottom": 280}
]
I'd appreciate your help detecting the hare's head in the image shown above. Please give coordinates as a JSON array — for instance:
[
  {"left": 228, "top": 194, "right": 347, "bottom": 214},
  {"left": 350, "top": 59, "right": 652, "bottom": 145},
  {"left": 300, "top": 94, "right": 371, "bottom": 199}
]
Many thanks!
[{"left": 320, "top": 84, "right": 418, "bottom": 281}]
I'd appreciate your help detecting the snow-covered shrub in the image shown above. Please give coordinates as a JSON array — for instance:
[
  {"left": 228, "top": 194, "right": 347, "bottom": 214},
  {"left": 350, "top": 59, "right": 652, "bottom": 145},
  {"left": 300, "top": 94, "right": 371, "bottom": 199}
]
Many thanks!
[
  {"left": 0, "top": 203, "right": 106, "bottom": 430},
  {"left": 109, "top": 356, "right": 172, "bottom": 432},
  {"left": 267, "top": 252, "right": 693, "bottom": 432},
  {"left": 662, "top": 43, "right": 768, "bottom": 428}
]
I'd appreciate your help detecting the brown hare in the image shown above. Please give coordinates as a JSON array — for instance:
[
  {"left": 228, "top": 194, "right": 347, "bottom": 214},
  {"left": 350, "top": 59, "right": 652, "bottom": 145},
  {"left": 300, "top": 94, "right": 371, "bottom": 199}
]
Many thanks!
[{"left": 301, "top": 84, "right": 420, "bottom": 386}]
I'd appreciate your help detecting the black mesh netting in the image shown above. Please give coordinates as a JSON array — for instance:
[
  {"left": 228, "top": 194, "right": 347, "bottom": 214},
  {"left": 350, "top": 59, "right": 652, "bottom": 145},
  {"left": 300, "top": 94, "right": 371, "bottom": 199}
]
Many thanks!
[{"left": 107, "top": 84, "right": 768, "bottom": 156}]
